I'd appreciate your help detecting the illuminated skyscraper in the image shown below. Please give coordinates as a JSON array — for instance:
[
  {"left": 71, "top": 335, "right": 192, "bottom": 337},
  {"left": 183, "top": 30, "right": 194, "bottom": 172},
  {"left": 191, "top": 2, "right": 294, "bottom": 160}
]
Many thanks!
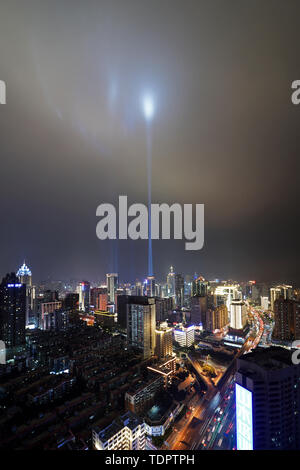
[
  {"left": 214, "top": 284, "right": 241, "bottom": 312},
  {"left": 230, "top": 300, "right": 247, "bottom": 330},
  {"left": 166, "top": 266, "right": 175, "bottom": 297},
  {"left": 127, "top": 297, "right": 156, "bottom": 359},
  {"left": 77, "top": 281, "right": 90, "bottom": 312},
  {"left": 17, "top": 261, "right": 32, "bottom": 286},
  {"left": 272, "top": 297, "right": 300, "bottom": 342},
  {"left": 235, "top": 347, "right": 300, "bottom": 450},
  {"left": 134, "top": 281, "right": 143, "bottom": 296},
  {"left": 17, "top": 261, "right": 34, "bottom": 326},
  {"left": 90, "top": 287, "right": 108, "bottom": 311},
  {"left": 0, "top": 273, "right": 26, "bottom": 348},
  {"left": 270, "top": 285, "right": 293, "bottom": 312},
  {"left": 146, "top": 276, "right": 155, "bottom": 297},
  {"left": 205, "top": 304, "right": 228, "bottom": 332},
  {"left": 175, "top": 273, "right": 184, "bottom": 308},
  {"left": 155, "top": 322, "right": 173, "bottom": 359},
  {"left": 191, "top": 276, "right": 208, "bottom": 297},
  {"left": 106, "top": 273, "right": 118, "bottom": 303}
]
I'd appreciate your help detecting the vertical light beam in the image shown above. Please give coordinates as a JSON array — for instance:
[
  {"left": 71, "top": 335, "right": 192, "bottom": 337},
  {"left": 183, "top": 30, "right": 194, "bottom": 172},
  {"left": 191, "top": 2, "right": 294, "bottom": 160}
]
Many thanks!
[{"left": 142, "top": 94, "right": 155, "bottom": 276}]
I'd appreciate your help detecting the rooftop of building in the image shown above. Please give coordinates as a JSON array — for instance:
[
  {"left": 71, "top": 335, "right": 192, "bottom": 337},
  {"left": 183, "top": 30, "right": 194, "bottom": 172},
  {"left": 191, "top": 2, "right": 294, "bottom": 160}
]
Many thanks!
[
  {"left": 145, "top": 394, "right": 175, "bottom": 425},
  {"left": 239, "top": 346, "right": 296, "bottom": 370},
  {"left": 17, "top": 262, "right": 32, "bottom": 277},
  {"left": 125, "top": 373, "right": 162, "bottom": 396},
  {"left": 94, "top": 411, "right": 142, "bottom": 441}
]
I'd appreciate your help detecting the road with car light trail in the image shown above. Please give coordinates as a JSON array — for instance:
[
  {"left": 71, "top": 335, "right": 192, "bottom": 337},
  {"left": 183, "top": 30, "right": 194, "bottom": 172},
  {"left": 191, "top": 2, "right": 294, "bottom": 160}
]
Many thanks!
[{"left": 166, "top": 306, "right": 265, "bottom": 450}]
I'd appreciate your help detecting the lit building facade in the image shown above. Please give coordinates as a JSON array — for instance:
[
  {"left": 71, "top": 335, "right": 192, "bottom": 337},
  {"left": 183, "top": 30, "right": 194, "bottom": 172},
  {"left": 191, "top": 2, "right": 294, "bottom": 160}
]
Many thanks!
[
  {"left": 215, "top": 284, "right": 241, "bottom": 311},
  {"left": 270, "top": 285, "right": 293, "bottom": 312},
  {"left": 205, "top": 304, "right": 228, "bottom": 332},
  {"left": 93, "top": 412, "right": 146, "bottom": 450},
  {"left": 155, "top": 322, "right": 173, "bottom": 358},
  {"left": 77, "top": 281, "right": 90, "bottom": 313},
  {"left": 173, "top": 324, "right": 195, "bottom": 347},
  {"left": 146, "top": 276, "right": 156, "bottom": 297},
  {"left": 230, "top": 300, "right": 247, "bottom": 330},
  {"left": 260, "top": 296, "right": 269, "bottom": 311},
  {"left": 90, "top": 287, "right": 108, "bottom": 311},
  {"left": 191, "top": 276, "right": 208, "bottom": 297},
  {"left": 106, "top": 273, "right": 118, "bottom": 304},
  {"left": 272, "top": 297, "right": 300, "bottom": 342},
  {"left": 175, "top": 273, "right": 184, "bottom": 308},
  {"left": 41, "top": 301, "right": 63, "bottom": 330},
  {"left": 17, "top": 261, "right": 34, "bottom": 326},
  {"left": 127, "top": 297, "right": 156, "bottom": 359},
  {"left": 166, "top": 266, "right": 175, "bottom": 297}
]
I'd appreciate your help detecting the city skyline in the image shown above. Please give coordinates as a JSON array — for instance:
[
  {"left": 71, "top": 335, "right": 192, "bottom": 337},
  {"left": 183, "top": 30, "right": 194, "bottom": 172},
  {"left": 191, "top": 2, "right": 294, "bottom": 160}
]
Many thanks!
[{"left": 1, "top": 258, "right": 298, "bottom": 288}]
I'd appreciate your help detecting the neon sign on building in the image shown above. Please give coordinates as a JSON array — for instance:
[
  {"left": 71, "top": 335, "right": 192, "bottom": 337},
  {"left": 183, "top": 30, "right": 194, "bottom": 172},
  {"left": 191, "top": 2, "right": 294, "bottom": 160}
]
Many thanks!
[{"left": 235, "top": 383, "right": 253, "bottom": 450}]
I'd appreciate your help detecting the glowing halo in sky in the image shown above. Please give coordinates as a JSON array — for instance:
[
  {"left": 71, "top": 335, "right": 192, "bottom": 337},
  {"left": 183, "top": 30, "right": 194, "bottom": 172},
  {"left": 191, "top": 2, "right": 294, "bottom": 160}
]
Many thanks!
[{"left": 142, "top": 93, "right": 155, "bottom": 121}]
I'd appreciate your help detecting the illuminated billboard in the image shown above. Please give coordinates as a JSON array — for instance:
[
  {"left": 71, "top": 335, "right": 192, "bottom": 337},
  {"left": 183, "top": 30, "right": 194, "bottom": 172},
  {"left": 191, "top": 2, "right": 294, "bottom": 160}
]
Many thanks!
[{"left": 235, "top": 383, "right": 253, "bottom": 450}]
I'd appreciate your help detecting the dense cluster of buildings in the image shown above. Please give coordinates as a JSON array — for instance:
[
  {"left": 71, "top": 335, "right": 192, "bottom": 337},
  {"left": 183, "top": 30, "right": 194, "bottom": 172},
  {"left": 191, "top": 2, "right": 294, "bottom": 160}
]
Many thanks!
[{"left": 0, "top": 261, "right": 299, "bottom": 450}]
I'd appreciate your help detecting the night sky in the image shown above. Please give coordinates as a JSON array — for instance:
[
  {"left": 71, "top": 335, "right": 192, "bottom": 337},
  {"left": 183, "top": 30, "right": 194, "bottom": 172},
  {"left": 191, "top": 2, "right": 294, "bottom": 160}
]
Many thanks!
[{"left": 0, "top": 0, "right": 299, "bottom": 284}]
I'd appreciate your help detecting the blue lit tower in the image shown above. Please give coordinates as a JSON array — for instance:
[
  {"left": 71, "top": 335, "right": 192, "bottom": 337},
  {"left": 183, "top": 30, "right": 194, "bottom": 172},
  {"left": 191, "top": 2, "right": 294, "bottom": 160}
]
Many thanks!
[
  {"left": 17, "top": 261, "right": 34, "bottom": 325},
  {"left": 17, "top": 261, "right": 32, "bottom": 287}
]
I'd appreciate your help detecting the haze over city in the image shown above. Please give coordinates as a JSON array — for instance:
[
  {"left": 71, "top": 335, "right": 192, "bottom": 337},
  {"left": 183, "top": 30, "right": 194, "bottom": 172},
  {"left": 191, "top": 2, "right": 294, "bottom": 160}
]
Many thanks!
[{"left": 0, "top": 0, "right": 299, "bottom": 283}]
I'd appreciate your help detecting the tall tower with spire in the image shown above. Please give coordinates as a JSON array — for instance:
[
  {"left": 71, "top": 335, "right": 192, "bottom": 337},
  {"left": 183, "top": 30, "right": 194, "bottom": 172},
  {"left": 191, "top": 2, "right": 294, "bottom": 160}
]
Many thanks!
[
  {"left": 17, "top": 261, "right": 32, "bottom": 287},
  {"left": 17, "top": 261, "right": 34, "bottom": 326},
  {"left": 166, "top": 266, "right": 176, "bottom": 298}
]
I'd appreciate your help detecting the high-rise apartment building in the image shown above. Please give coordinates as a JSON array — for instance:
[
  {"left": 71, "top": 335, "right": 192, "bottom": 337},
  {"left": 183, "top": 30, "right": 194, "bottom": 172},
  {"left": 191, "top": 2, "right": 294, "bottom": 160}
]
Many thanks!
[
  {"left": 191, "top": 295, "right": 207, "bottom": 326},
  {"left": 90, "top": 287, "right": 108, "bottom": 311},
  {"left": 41, "top": 300, "right": 63, "bottom": 330},
  {"left": 0, "top": 273, "right": 26, "bottom": 348},
  {"left": 77, "top": 281, "right": 90, "bottom": 312},
  {"left": 106, "top": 273, "right": 118, "bottom": 303},
  {"left": 191, "top": 276, "right": 208, "bottom": 297},
  {"left": 270, "top": 285, "right": 293, "bottom": 312},
  {"left": 215, "top": 284, "right": 241, "bottom": 311},
  {"left": 272, "top": 297, "right": 300, "bottom": 342},
  {"left": 173, "top": 324, "right": 195, "bottom": 347},
  {"left": 230, "top": 300, "right": 247, "bottom": 330},
  {"left": 155, "top": 322, "right": 173, "bottom": 359},
  {"left": 146, "top": 276, "right": 155, "bottom": 297},
  {"left": 175, "top": 273, "right": 184, "bottom": 308},
  {"left": 127, "top": 297, "right": 156, "bottom": 359},
  {"left": 205, "top": 304, "right": 228, "bottom": 332},
  {"left": 260, "top": 296, "right": 269, "bottom": 311},
  {"left": 235, "top": 347, "right": 300, "bottom": 450}
]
